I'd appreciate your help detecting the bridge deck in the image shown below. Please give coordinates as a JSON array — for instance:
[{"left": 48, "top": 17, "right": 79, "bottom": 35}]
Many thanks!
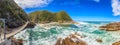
[{"left": 0, "top": 22, "right": 28, "bottom": 43}]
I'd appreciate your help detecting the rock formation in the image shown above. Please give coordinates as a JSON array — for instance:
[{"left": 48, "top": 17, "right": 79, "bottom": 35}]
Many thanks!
[
  {"left": 112, "top": 41, "right": 120, "bottom": 45},
  {"left": 99, "top": 22, "right": 120, "bottom": 31},
  {"left": 96, "top": 39, "right": 102, "bottom": 43},
  {"left": 55, "top": 32, "right": 87, "bottom": 45},
  {"left": 11, "top": 37, "right": 23, "bottom": 45}
]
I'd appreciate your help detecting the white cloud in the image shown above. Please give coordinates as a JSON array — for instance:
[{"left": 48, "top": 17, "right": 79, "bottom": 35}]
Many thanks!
[
  {"left": 93, "top": 0, "right": 100, "bottom": 2},
  {"left": 112, "top": 0, "right": 120, "bottom": 16},
  {"left": 14, "top": 0, "right": 53, "bottom": 9}
]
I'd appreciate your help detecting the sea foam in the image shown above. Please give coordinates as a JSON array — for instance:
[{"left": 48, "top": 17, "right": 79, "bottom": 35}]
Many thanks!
[{"left": 14, "top": 22, "right": 120, "bottom": 45}]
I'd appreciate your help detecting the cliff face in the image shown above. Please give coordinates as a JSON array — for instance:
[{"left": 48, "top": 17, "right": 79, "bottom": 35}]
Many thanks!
[
  {"left": 29, "top": 10, "right": 73, "bottom": 23},
  {"left": 0, "top": 0, "right": 28, "bottom": 28}
]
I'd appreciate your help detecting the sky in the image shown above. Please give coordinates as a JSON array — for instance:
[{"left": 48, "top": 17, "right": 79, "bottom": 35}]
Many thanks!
[{"left": 14, "top": 0, "right": 120, "bottom": 21}]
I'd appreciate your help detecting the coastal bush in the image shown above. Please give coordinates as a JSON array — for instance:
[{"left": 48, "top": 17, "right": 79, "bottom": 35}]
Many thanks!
[{"left": 29, "top": 10, "right": 73, "bottom": 23}]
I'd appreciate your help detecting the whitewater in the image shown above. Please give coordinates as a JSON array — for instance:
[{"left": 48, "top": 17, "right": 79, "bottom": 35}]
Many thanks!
[{"left": 14, "top": 21, "right": 120, "bottom": 45}]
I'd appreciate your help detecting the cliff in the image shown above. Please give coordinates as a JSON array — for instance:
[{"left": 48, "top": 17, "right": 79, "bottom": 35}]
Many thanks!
[{"left": 0, "top": 0, "right": 29, "bottom": 28}]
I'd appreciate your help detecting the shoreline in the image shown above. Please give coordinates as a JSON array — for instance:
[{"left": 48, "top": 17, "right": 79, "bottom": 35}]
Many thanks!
[
  {"left": 12, "top": 21, "right": 120, "bottom": 45},
  {"left": 36, "top": 22, "right": 79, "bottom": 29}
]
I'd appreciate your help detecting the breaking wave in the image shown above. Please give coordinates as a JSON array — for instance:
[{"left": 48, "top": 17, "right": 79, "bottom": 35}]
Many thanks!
[{"left": 14, "top": 21, "right": 120, "bottom": 45}]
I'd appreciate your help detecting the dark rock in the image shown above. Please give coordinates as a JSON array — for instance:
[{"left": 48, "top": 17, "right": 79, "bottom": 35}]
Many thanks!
[
  {"left": 96, "top": 39, "right": 102, "bottom": 43},
  {"left": 11, "top": 37, "right": 23, "bottom": 45}
]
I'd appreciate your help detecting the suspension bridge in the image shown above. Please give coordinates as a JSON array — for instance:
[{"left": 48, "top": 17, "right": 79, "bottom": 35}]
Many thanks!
[{"left": 0, "top": 19, "right": 29, "bottom": 45}]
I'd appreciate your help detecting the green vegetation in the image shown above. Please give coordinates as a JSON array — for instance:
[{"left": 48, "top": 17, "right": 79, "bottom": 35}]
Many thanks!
[
  {"left": 56, "top": 11, "right": 73, "bottom": 22},
  {"left": 0, "top": 21, "right": 3, "bottom": 27},
  {"left": 0, "top": 0, "right": 28, "bottom": 28},
  {"left": 29, "top": 10, "right": 73, "bottom": 23},
  {"left": 0, "top": 0, "right": 73, "bottom": 28}
]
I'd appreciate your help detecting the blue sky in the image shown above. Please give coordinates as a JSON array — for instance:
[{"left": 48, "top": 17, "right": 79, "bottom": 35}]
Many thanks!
[{"left": 15, "top": 0, "right": 120, "bottom": 21}]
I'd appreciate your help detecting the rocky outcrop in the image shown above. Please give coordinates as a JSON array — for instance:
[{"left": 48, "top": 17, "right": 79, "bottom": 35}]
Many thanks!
[
  {"left": 11, "top": 38, "right": 23, "bottom": 45},
  {"left": 55, "top": 32, "right": 87, "bottom": 45},
  {"left": 99, "top": 22, "right": 120, "bottom": 31},
  {"left": 0, "top": 0, "right": 28, "bottom": 28},
  {"left": 112, "top": 41, "right": 120, "bottom": 45},
  {"left": 96, "top": 39, "right": 102, "bottom": 43}
]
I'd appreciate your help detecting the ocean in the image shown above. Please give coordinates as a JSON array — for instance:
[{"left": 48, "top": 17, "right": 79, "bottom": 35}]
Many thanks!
[{"left": 14, "top": 21, "right": 120, "bottom": 45}]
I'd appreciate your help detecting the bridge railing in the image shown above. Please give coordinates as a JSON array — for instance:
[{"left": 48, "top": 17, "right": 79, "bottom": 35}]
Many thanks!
[{"left": 0, "top": 18, "right": 6, "bottom": 43}]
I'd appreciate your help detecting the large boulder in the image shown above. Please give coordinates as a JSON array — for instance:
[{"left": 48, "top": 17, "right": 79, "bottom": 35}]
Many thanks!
[
  {"left": 112, "top": 41, "right": 120, "bottom": 45},
  {"left": 55, "top": 32, "right": 87, "bottom": 45},
  {"left": 11, "top": 37, "right": 23, "bottom": 45},
  {"left": 0, "top": 0, "right": 28, "bottom": 28}
]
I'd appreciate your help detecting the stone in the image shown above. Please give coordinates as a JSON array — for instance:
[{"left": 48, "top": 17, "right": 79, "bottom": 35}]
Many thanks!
[
  {"left": 96, "top": 39, "right": 102, "bottom": 43},
  {"left": 55, "top": 32, "right": 87, "bottom": 45},
  {"left": 99, "top": 22, "right": 120, "bottom": 31},
  {"left": 112, "top": 41, "right": 120, "bottom": 45},
  {"left": 11, "top": 37, "right": 23, "bottom": 45}
]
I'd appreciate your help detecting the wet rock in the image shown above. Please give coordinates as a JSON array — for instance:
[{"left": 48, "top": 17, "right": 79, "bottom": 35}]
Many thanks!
[
  {"left": 11, "top": 37, "right": 23, "bottom": 45},
  {"left": 99, "top": 22, "right": 120, "bottom": 31},
  {"left": 55, "top": 38, "right": 62, "bottom": 45},
  {"left": 55, "top": 32, "right": 87, "bottom": 45},
  {"left": 96, "top": 39, "right": 102, "bottom": 43},
  {"left": 112, "top": 41, "right": 120, "bottom": 45}
]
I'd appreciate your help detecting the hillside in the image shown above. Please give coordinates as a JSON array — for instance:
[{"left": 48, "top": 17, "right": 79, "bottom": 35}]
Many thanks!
[
  {"left": 29, "top": 10, "right": 73, "bottom": 23},
  {"left": 0, "top": 0, "right": 29, "bottom": 28}
]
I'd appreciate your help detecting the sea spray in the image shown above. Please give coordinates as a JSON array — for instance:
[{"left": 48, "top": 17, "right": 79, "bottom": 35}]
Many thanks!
[{"left": 14, "top": 22, "right": 120, "bottom": 45}]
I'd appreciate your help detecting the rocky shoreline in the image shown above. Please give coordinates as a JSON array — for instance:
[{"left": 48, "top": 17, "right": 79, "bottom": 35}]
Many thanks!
[
  {"left": 7, "top": 22, "right": 120, "bottom": 45},
  {"left": 112, "top": 41, "right": 120, "bottom": 45},
  {"left": 99, "top": 22, "right": 120, "bottom": 31},
  {"left": 38, "top": 22, "right": 78, "bottom": 29},
  {"left": 99, "top": 22, "right": 120, "bottom": 45},
  {"left": 55, "top": 32, "right": 87, "bottom": 45},
  {"left": 11, "top": 37, "right": 23, "bottom": 45}
]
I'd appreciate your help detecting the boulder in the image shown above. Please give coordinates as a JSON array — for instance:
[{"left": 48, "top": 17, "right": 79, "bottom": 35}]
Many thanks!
[
  {"left": 96, "top": 39, "right": 102, "bottom": 43},
  {"left": 11, "top": 37, "right": 23, "bottom": 45},
  {"left": 99, "top": 22, "right": 120, "bottom": 31},
  {"left": 112, "top": 41, "right": 120, "bottom": 45},
  {"left": 55, "top": 32, "right": 87, "bottom": 45}
]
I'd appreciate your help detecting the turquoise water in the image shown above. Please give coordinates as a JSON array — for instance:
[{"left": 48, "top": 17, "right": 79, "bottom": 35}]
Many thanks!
[{"left": 14, "top": 21, "right": 120, "bottom": 45}]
